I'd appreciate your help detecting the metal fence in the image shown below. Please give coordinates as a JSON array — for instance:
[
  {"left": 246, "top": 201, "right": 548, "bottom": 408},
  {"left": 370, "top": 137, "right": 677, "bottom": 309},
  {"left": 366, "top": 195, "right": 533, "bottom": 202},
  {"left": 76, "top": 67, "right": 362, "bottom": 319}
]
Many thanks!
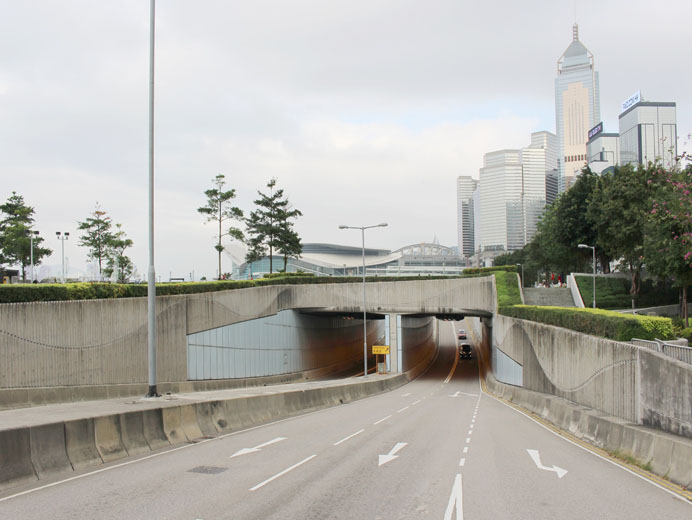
[{"left": 632, "top": 338, "right": 692, "bottom": 365}]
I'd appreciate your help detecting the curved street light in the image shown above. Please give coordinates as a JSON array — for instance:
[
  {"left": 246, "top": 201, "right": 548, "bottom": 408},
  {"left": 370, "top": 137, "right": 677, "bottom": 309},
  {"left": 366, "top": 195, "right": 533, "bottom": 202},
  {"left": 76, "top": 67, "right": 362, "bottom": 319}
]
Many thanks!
[{"left": 338, "top": 223, "right": 388, "bottom": 376}]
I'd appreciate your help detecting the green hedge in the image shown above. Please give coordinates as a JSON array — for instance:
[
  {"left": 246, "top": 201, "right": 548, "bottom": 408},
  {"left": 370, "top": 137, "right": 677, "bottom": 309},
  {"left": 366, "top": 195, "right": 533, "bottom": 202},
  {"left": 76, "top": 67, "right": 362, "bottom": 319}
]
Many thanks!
[
  {"left": 498, "top": 304, "right": 674, "bottom": 341},
  {"left": 493, "top": 270, "right": 523, "bottom": 307},
  {"left": 575, "top": 275, "right": 678, "bottom": 310}
]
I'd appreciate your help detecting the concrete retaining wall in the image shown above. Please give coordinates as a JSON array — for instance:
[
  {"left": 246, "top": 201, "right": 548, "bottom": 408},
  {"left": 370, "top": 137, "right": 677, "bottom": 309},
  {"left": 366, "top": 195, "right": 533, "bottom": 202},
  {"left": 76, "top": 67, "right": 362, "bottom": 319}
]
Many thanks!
[{"left": 0, "top": 278, "right": 493, "bottom": 392}]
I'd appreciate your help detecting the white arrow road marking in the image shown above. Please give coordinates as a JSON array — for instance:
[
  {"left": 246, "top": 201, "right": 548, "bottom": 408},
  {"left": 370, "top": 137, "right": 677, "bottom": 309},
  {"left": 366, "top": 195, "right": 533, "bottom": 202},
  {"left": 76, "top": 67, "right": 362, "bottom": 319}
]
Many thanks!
[
  {"left": 449, "top": 391, "right": 461, "bottom": 397},
  {"left": 444, "top": 473, "right": 464, "bottom": 520},
  {"left": 449, "top": 391, "right": 478, "bottom": 398},
  {"left": 527, "top": 449, "right": 568, "bottom": 479},
  {"left": 378, "top": 442, "right": 408, "bottom": 466},
  {"left": 230, "top": 437, "right": 286, "bottom": 458}
]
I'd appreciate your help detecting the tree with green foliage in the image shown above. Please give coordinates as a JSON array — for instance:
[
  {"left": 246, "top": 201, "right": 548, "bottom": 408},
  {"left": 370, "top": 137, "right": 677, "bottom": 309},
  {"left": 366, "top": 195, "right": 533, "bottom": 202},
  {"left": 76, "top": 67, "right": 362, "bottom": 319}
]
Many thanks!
[
  {"left": 644, "top": 164, "right": 692, "bottom": 325},
  {"left": 244, "top": 179, "right": 302, "bottom": 273},
  {"left": 198, "top": 174, "right": 244, "bottom": 280},
  {"left": 103, "top": 223, "right": 135, "bottom": 283},
  {"left": 0, "top": 191, "right": 52, "bottom": 280},
  {"left": 77, "top": 203, "right": 114, "bottom": 279},
  {"left": 587, "top": 164, "right": 651, "bottom": 306},
  {"left": 276, "top": 220, "right": 302, "bottom": 272}
]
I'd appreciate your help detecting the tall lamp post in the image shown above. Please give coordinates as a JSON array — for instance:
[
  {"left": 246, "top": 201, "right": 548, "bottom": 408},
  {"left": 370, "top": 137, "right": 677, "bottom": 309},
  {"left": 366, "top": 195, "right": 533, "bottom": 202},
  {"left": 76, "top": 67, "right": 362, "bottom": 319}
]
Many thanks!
[
  {"left": 578, "top": 243, "right": 596, "bottom": 308},
  {"left": 29, "top": 230, "right": 39, "bottom": 282},
  {"left": 339, "top": 223, "right": 388, "bottom": 377},
  {"left": 56, "top": 232, "right": 69, "bottom": 283}
]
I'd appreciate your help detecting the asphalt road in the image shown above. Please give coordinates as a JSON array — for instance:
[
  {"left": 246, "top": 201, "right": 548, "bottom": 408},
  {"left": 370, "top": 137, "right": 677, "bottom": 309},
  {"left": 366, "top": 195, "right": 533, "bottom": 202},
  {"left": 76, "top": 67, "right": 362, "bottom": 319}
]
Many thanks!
[{"left": 1, "top": 321, "right": 690, "bottom": 519}]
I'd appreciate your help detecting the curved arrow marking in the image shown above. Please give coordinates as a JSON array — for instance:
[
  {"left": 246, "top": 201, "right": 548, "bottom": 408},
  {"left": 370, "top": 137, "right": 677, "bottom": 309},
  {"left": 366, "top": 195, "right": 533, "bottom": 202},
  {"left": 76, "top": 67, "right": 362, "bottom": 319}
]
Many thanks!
[
  {"left": 378, "top": 442, "right": 408, "bottom": 466},
  {"left": 527, "top": 449, "right": 568, "bottom": 478}
]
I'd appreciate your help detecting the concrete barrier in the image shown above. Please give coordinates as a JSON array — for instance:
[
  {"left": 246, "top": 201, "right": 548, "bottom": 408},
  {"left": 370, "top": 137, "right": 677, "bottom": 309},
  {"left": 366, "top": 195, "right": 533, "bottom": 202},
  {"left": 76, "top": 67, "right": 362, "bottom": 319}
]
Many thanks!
[
  {"left": 142, "top": 408, "right": 170, "bottom": 451},
  {"left": 29, "top": 423, "right": 72, "bottom": 479},
  {"left": 94, "top": 415, "right": 128, "bottom": 462},
  {"left": 194, "top": 402, "right": 219, "bottom": 437},
  {"left": 0, "top": 428, "right": 37, "bottom": 490},
  {"left": 119, "top": 412, "right": 151, "bottom": 457},
  {"left": 161, "top": 407, "right": 187, "bottom": 445},
  {"left": 179, "top": 404, "right": 204, "bottom": 441},
  {"left": 64, "top": 418, "right": 103, "bottom": 469}
]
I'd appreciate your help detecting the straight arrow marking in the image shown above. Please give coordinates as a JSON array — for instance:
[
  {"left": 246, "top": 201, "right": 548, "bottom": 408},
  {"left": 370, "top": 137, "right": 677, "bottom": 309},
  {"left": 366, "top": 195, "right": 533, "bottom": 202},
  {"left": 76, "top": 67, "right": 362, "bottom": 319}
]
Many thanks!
[
  {"left": 527, "top": 449, "right": 568, "bottom": 478},
  {"left": 444, "top": 473, "right": 464, "bottom": 520},
  {"left": 230, "top": 437, "right": 286, "bottom": 458},
  {"left": 378, "top": 442, "right": 408, "bottom": 466},
  {"left": 449, "top": 391, "right": 461, "bottom": 397}
]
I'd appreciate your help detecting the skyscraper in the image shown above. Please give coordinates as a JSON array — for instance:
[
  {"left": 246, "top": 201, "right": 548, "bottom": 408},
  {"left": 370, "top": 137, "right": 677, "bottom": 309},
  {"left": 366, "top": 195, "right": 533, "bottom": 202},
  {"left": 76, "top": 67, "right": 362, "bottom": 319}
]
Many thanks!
[
  {"left": 619, "top": 97, "right": 677, "bottom": 168},
  {"left": 456, "top": 176, "right": 478, "bottom": 257},
  {"left": 555, "top": 24, "right": 600, "bottom": 192}
]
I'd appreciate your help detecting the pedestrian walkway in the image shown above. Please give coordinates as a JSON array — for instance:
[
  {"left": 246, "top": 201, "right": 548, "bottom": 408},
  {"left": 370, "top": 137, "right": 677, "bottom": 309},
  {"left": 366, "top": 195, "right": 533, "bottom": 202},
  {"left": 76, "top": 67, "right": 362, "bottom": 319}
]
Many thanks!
[{"left": 523, "top": 287, "right": 576, "bottom": 307}]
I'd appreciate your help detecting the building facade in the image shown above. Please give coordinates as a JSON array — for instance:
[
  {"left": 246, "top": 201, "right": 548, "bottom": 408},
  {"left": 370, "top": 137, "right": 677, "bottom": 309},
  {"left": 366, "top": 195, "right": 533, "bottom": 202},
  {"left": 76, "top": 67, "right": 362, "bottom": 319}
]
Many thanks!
[
  {"left": 456, "top": 176, "right": 478, "bottom": 257},
  {"left": 619, "top": 100, "right": 677, "bottom": 167},
  {"left": 555, "top": 24, "right": 600, "bottom": 192},
  {"left": 586, "top": 121, "right": 619, "bottom": 174}
]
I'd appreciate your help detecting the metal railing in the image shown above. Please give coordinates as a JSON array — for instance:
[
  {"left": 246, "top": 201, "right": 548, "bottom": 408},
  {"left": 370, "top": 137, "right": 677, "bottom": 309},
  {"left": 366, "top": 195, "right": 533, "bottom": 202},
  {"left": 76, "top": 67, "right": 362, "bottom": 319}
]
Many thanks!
[{"left": 632, "top": 338, "right": 692, "bottom": 365}]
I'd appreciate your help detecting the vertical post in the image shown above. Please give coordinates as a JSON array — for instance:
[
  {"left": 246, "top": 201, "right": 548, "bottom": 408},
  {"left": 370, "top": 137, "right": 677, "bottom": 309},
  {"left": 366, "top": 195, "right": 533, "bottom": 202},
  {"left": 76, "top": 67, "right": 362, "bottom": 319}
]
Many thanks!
[
  {"left": 591, "top": 246, "right": 596, "bottom": 309},
  {"left": 30, "top": 234, "right": 34, "bottom": 282},
  {"left": 61, "top": 235, "right": 65, "bottom": 283},
  {"left": 146, "top": 0, "right": 158, "bottom": 397},
  {"left": 362, "top": 227, "right": 367, "bottom": 377}
]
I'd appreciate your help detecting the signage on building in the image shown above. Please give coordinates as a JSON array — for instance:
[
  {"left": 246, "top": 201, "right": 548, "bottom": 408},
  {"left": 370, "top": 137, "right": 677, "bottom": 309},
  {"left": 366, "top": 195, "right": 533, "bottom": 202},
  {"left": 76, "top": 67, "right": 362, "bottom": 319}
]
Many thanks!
[
  {"left": 372, "top": 345, "right": 390, "bottom": 355},
  {"left": 621, "top": 90, "right": 641, "bottom": 113},
  {"left": 588, "top": 122, "right": 603, "bottom": 140}
]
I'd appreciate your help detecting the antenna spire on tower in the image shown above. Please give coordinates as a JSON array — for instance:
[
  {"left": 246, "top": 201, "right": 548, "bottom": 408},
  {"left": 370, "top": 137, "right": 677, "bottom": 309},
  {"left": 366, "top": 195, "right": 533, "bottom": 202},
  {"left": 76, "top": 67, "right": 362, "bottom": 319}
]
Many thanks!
[{"left": 573, "top": 23, "right": 579, "bottom": 41}]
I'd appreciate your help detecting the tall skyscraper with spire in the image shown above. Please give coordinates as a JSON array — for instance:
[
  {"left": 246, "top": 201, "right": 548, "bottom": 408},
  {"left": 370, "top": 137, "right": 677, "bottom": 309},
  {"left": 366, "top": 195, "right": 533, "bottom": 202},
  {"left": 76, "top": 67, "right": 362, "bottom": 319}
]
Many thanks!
[{"left": 555, "top": 24, "right": 600, "bottom": 192}]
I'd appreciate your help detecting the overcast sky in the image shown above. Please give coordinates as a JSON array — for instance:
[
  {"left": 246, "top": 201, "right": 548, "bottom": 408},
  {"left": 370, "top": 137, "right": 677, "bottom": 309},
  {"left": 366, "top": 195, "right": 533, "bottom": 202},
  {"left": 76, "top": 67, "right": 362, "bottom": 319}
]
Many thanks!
[{"left": 1, "top": 0, "right": 690, "bottom": 280}]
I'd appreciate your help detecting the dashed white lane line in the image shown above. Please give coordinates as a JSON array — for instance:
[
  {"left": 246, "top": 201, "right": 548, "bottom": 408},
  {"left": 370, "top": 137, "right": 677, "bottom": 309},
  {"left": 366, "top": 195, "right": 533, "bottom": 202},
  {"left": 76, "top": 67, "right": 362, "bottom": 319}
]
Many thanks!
[
  {"left": 333, "top": 429, "right": 365, "bottom": 446},
  {"left": 402, "top": 393, "right": 412, "bottom": 397},
  {"left": 397, "top": 406, "right": 410, "bottom": 413},
  {"left": 374, "top": 415, "right": 392, "bottom": 425},
  {"left": 467, "top": 430, "right": 473, "bottom": 435},
  {"left": 459, "top": 457, "right": 466, "bottom": 467},
  {"left": 465, "top": 438, "right": 471, "bottom": 443},
  {"left": 249, "top": 455, "right": 317, "bottom": 491},
  {"left": 412, "top": 400, "right": 421, "bottom": 406},
  {"left": 463, "top": 447, "right": 469, "bottom": 454}
]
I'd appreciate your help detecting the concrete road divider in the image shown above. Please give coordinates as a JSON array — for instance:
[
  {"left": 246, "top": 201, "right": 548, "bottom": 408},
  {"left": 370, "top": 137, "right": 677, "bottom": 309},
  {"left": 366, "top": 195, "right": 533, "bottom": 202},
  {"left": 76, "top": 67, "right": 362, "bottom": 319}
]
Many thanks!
[
  {"left": 142, "top": 408, "right": 170, "bottom": 451},
  {"left": 180, "top": 404, "right": 204, "bottom": 441},
  {"left": 64, "top": 418, "right": 103, "bottom": 470},
  {"left": 0, "top": 427, "right": 37, "bottom": 491},
  {"left": 94, "top": 415, "right": 128, "bottom": 463},
  {"left": 119, "top": 412, "right": 151, "bottom": 457},
  {"left": 194, "top": 402, "right": 219, "bottom": 437},
  {"left": 161, "top": 407, "right": 186, "bottom": 445},
  {"left": 29, "top": 423, "right": 73, "bottom": 479}
]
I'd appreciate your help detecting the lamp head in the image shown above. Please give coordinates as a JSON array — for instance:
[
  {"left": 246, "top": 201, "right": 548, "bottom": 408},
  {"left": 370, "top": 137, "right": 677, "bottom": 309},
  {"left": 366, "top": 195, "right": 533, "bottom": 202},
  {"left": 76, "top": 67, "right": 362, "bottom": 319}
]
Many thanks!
[
  {"left": 577, "top": 244, "right": 589, "bottom": 249},
  {"left": 338, "top": 225, "right": 348, "bottom": 229},
  {"left": 378, "top": 223, "right": 388, "bottom": 227}
]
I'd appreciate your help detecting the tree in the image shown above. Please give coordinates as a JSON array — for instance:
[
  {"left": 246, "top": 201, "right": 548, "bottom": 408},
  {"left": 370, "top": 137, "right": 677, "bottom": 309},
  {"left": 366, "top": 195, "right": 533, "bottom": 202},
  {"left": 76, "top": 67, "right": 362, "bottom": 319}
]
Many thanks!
[
  {"left": 276, "top": 221, "right": 302, "bottom": 272},
  {"left": 644, "top": 164, "right": 692, "bottom": 326},
  {"left": 0, "top": 192, "right": 52, "bottom": 280},
  {"left": 587, "top": 164, "right": 651, "bottom": 305},
  {"left": 244, "top": 179, "right": 302, "bottom": 273},
  {"left": 103, "top": 223, "right": 135, "bottom": 283},
  {"left": 198, "top": 175, "right": 244, "bottom": 280},
  {"left": 77, "top": 203, "right": 114, "bottom": 279}
]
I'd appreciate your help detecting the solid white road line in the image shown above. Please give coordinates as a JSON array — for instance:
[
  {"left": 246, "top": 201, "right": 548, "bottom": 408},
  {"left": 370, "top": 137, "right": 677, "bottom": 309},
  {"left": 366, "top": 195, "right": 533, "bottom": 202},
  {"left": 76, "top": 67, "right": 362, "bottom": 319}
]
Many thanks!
[
  {"left": 444, "top": 473, "right": 464, "bottom": 520},
  {"left": 334, "top": 429, "right": 365, "bottom": 446},
  {"left": 374, "top": 415, "right": 392, "bottom": 425},
  {"left": 250, "top": 455, "right": 317, "bottom": 491}
]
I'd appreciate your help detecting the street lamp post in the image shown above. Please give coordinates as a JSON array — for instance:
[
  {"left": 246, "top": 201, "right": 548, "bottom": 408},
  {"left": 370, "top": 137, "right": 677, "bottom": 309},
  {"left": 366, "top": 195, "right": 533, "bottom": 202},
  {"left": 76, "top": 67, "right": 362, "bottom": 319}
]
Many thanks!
[
  {"left": 29, "top": 230, "right": 39, "bottom": 282},
  {"left": 578, "top": 243, "right": 596, "bottom": 308},
  {"left": 339, "top": 223, "right": 388, "bottom": 377},
  {"left": 56, "top": 232, "right": 69, "bottom": 283}
]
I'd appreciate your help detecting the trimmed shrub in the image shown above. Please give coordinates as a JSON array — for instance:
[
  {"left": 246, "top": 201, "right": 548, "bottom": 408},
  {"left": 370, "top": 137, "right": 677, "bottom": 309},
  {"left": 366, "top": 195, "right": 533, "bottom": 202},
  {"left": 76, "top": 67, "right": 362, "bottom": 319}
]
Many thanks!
[
  {"left": 494, "top": 271, "right": 522, "bottom": 308},
  {"left": 575, "top": 275, "right": 678, "bottom": 310},
  {"left": 498, "top": 304, "right": 674, "bottom": 342}
]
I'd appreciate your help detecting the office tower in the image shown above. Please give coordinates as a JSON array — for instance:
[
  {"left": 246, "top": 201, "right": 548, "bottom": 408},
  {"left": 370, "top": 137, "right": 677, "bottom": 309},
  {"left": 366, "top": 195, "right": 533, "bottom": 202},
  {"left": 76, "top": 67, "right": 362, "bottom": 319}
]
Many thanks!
[
  {"left": 478, "top": 150, "right": 524, "bottom": 253},
  {"left": 522, "top": 131, "right": 557, "bottom": 242},
  {"left": 555, "top": 24, "right": 600, "bottom": 192},
  {"left": 586, "top": 122, "right": 619, "bottom": 174},
  {"left": 545, "top": 170, "right": 558, "bottom": 204},
  {"left": 456, "top": 176, "right": 478, "bottom": 257},
  {"left": 618, "top": 95, "right": 677, "bottom": 167}
]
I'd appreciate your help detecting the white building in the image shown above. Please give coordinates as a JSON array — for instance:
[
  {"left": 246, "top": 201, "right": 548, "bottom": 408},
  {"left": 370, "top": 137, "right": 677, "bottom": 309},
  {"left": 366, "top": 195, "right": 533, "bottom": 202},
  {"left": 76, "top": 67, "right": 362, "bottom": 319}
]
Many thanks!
[
  {"left": 555, "top": 24, "right": 600, "bottom": 192},
  {"left": 456, "top": 176, "right": 478, "bottom": 257},
  {"left": 619, "top": 97, "right": 677, "bottom": 168},
  {"left": 477, "top": 132, "right": 557, "bottom": 256},
  {"left": 586, "top": 122, "right": 619, "bottom": 174}
]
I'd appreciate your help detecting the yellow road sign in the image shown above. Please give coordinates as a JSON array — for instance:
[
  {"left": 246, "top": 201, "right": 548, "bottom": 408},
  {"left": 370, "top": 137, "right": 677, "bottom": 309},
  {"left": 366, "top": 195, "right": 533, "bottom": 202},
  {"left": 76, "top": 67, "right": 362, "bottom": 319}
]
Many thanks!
[{"left": 372, "top": 345, "right": 390, "bottom": 355}]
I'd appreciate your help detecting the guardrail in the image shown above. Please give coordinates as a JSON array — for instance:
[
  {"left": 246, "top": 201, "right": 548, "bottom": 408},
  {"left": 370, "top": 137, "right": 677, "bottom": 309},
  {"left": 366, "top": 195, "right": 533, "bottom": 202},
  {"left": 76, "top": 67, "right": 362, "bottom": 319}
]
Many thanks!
[{"left": 632, "top": 338, "right": 692, "bottom": 365}]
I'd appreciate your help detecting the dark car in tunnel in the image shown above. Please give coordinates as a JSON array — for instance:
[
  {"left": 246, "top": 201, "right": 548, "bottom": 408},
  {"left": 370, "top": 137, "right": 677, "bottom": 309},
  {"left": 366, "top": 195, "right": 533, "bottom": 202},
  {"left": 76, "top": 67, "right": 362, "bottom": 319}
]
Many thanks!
[{"left": 459, "top": 343, "right": 472, "bottom": 359}]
